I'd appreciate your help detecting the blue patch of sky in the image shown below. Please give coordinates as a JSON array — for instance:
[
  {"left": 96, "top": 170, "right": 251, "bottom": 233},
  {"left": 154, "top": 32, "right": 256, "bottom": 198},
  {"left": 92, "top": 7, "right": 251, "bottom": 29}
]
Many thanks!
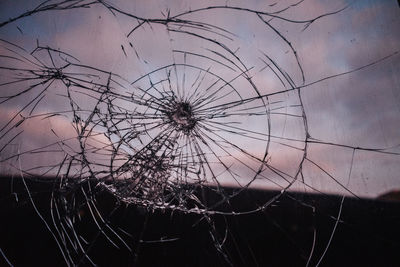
[{"left": 0, "top": 1, "right": 92, "bottom": 48}]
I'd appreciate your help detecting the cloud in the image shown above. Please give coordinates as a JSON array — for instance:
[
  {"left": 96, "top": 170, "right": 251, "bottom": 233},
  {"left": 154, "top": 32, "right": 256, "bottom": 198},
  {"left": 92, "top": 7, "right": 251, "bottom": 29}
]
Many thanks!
[
  {"left": 0, "top": 106, "right": 113, "bottom": 176},
  {"left": 0, "top": 0, "right": 399, "bottom": 196}
]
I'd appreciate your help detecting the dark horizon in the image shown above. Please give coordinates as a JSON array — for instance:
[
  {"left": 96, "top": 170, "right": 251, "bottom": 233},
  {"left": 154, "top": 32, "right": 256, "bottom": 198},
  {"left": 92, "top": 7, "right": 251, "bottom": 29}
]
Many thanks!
[{"left": 1, "top": 175, "right": 399, "bottom": 266}]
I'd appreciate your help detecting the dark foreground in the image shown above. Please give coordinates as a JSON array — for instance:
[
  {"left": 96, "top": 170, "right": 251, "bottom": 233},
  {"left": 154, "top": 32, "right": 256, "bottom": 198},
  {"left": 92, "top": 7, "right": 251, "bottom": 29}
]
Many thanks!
[{"left": 0, "top": 176, "right": 399, "bottom": 267}]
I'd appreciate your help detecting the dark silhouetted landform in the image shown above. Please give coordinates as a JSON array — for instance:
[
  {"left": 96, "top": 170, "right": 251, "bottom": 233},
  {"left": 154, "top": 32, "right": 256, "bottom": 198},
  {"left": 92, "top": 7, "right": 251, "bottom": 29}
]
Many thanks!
[
  {"left": 377, "top": 190, "right": 400, "bottom": 202},
  {"left": 1, "top": 175, "right": 399, "bottom": 267}
]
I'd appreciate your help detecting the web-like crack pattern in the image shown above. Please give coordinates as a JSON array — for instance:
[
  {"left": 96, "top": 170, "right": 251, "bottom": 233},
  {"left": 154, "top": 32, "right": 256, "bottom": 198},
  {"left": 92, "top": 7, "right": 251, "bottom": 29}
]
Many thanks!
[{"left": 0, "top": 1, "right": 399, "bottom": 266}]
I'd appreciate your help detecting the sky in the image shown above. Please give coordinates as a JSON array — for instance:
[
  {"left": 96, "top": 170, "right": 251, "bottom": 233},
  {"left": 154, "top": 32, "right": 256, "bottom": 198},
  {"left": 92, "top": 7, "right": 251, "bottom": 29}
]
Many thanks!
[{"left": 0, "top": 0, "right": 399, "bottom": 198}]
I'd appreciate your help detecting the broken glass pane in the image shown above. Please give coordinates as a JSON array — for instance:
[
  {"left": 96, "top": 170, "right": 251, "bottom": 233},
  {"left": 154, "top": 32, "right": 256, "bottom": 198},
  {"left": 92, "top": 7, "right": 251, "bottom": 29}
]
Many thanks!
[{"left": 0, "top": 0, "right": 399, "bottom": 266}]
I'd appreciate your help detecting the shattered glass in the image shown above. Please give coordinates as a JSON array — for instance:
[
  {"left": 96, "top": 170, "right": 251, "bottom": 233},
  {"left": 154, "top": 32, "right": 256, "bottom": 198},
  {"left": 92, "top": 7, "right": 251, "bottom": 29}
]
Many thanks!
[{"left": 0, "top": 0, "right": 399, "bottom": 266}]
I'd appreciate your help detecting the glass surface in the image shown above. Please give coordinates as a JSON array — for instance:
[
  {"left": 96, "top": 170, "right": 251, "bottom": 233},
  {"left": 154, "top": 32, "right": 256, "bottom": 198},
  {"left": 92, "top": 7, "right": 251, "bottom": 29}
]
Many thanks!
[{"left": 0, "top": 1, "right": 399, "bottom": 266}]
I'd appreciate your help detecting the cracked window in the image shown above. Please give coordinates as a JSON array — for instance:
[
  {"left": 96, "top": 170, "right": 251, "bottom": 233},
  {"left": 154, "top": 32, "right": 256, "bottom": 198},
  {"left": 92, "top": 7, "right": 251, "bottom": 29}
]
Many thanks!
[{"left": 0, "top": 0, "right": 399, "bottom": 266}]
